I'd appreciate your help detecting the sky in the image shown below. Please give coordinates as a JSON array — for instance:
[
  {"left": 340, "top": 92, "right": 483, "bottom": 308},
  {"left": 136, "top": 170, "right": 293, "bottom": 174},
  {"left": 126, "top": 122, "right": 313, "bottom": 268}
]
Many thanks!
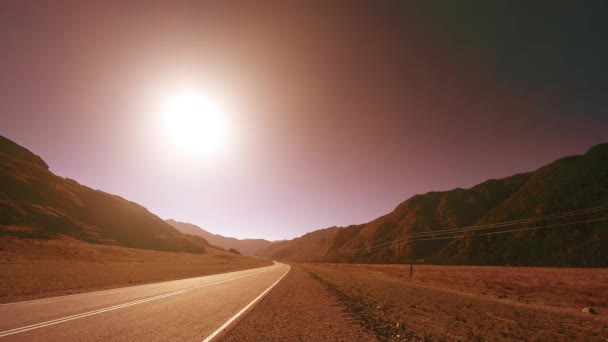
[{"left": 1, "top": 1, "right": 607, "bottom": 240}]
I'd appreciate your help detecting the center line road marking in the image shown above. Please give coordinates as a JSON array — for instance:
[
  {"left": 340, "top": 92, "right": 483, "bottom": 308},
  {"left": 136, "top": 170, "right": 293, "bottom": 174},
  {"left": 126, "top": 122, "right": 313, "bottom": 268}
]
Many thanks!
[
  {"left": 202, "top": 264, "right": 291, "bottom": 342},
  {"left": 0, "top": 264, "right": 277, "bottom": 307},
  {"left": 0, "top": 266, "right": 276, "bottom": 338}
]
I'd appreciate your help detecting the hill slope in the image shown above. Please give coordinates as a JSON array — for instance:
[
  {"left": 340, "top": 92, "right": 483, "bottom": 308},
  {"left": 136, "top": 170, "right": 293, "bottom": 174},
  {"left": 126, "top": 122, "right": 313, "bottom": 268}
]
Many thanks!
[
  {"left": 166, "top": 219, "right": 274, "bottom": 256},
  {"left": 257, "top": 144, "right": 608, "bottom": 267},
  {"left": 0, "top": 135, "right": 207, "bottom": 253}
]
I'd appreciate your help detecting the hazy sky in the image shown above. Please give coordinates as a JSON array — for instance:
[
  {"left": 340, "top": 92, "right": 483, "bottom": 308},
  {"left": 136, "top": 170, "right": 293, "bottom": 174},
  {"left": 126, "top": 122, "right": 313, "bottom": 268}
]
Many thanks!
[{"left": 1, "top": 1, "right": 607, "bottom": 240}]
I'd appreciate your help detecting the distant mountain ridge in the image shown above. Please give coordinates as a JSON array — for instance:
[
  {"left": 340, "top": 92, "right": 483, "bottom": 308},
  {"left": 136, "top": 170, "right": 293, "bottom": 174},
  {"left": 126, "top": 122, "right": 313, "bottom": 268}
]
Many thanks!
[
  {"left": 166, "top": 219, "right": 274, "bottom": 256},
  {"left": 0, "top": 135, "right": 208, "bottom": 253},
  {"left": 257, "top": 144, "right": 608, "bottom": 267}
]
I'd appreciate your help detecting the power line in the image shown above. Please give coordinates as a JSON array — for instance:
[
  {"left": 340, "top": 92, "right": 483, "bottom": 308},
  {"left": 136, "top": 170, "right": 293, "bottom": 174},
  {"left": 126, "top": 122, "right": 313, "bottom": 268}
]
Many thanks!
[
  {"left": 384, "top": 205, "right": 608, "bottom": 248},
  {"left": 410, "top": 205, "right": 608, "bottom": 238},
  {"left": 353, "top": 216, "right": 608, "bottom": 254},
  {"left": 347, "top": 206, "right": 604, "bottom": 252},
  {"left": 351, "top": 210, "right": 608, "bottom": 252},
  {"left": 339, "top": 204, "right": 608, "bottom": 253},
  {"left": 407, "top": 217, "right": 607, "bottom": 244}
]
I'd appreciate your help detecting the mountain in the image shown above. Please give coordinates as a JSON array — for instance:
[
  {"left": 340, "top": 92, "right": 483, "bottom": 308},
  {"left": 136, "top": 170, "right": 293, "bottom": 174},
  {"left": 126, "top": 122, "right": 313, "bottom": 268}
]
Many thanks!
[
  {"left": 257, "top": 144, "right": 608, "bottom": 267},
  {"left": 166, "top": 219, "right": 274, "bottom": 256},
  {"left": 254, "top": 226, "right": 340, "bottom": 261},
  {"left": 0, "top": 135, "right": 208, "bottom": 253}
]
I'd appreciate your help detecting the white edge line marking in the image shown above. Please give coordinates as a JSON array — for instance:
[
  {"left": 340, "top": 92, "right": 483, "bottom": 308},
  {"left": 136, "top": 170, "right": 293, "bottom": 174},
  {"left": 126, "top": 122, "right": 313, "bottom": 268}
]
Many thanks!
[
  {"left": 0, "top": 263, "right": 277, "bottom": 307},
  {"left": 0, "top": 266, "right": 277, "bottom": 338},
  {"left": 202, "top": 264, "right": 291, "bottom": 342}
]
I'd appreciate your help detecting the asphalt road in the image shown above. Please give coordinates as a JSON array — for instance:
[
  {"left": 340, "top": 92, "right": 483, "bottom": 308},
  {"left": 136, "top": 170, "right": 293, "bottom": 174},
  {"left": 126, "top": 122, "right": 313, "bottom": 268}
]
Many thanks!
[{"left": 0, "top": 262, "right": 290, "bottom": 341}]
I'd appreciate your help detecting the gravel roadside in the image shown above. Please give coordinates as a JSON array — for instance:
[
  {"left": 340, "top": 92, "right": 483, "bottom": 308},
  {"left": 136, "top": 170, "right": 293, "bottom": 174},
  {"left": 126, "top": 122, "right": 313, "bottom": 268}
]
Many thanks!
[{"left": 218, "top": 265, "right": 377, "bottom": 341}]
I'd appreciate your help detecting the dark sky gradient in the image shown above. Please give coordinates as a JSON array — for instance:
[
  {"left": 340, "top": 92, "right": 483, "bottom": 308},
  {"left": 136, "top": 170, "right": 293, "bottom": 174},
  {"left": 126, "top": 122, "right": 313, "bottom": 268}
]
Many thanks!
[{"left": 1, "top": 1, "right": 607, "bottom": 240}]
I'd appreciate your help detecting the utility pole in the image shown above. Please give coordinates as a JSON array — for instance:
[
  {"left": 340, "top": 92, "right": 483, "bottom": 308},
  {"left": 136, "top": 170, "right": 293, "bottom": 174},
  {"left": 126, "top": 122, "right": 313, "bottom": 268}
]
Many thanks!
[
  {"left": 409, "top": 240, "right": 414, "bottom": 281},
  {"left": 335, "top": 248, "right": 340, "bottom": 268}
]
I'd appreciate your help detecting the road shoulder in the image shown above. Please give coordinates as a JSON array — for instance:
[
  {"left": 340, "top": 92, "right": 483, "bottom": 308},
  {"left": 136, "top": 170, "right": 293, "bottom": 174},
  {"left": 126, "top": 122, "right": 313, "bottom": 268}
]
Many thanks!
[{"left": 218, "top": 264, "right": 377, "bottom": 341}]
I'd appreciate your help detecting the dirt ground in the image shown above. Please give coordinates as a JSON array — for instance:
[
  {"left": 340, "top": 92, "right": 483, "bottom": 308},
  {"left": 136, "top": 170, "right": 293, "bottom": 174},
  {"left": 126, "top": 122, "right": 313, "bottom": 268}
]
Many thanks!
[
  {"left": 330, "top": 264, "right": 608, "bottom": 313},
  {"left": 219, "top": 265, "right": 377, "bottom": 342},
  {"left": 300, "top": 263, "right": 608, "bottom": 341},
  {"left": 0, "top": 237, "right": 272, "bottom": 304}
]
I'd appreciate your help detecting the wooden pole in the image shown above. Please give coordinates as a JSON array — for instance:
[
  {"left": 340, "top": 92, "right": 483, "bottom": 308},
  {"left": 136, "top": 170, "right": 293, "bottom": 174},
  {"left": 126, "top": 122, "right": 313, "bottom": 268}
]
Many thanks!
[
  {"left": 335, "top": 248, "right": 340, "bottom": 267},
  {"left": 409, "top": 241, "right": 414, "bottom": 281}
]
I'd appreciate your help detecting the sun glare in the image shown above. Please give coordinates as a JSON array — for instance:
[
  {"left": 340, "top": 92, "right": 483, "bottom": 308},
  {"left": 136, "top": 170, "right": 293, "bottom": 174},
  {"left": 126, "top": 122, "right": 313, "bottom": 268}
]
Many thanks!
[{"left": 159, "top": 86, "right": 230, "bottom": 159}]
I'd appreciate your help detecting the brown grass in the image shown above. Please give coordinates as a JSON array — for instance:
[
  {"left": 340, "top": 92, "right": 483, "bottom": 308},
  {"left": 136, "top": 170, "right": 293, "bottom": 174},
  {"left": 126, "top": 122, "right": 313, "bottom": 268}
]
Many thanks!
[
  {"left": 0, "top": 237, "right": 272, "bottom": 304},
  {"left": 300, "top": 263, "right": 608, "bottom": 341}
]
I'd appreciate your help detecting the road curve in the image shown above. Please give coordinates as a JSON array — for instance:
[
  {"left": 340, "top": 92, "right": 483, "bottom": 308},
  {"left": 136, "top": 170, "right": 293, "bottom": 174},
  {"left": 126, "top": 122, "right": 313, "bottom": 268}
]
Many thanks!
[{"left": 0, "top": 262, "right": 290, "bottom": 341}]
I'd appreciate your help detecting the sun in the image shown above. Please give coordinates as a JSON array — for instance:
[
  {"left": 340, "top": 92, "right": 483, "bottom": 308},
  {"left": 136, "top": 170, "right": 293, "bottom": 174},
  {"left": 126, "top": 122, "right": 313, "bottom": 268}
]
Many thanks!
[{"left": 159, "top": 86, "right": 230, "bottom": 159}]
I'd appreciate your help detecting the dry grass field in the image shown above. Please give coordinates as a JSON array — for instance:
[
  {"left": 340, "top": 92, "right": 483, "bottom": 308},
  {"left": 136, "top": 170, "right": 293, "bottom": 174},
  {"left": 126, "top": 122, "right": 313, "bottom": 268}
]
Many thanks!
[
  {"left": 0, "top": 237, "right": 272, "bottom": 304},
  {"left": 300, "top": 263, "right": 608, "bottom": 341}
]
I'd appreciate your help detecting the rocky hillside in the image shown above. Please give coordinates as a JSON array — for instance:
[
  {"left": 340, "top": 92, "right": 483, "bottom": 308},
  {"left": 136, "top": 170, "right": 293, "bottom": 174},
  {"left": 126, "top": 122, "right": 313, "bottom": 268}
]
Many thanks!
[
  {"left": 166, "top": 219, "right": 274, "bottom": 256},
  {"left": 257, "top": 144, "right": 608, "bottom": 267},
  {"left": 0, "top": 135, "right": 208, "bottom": 253}
]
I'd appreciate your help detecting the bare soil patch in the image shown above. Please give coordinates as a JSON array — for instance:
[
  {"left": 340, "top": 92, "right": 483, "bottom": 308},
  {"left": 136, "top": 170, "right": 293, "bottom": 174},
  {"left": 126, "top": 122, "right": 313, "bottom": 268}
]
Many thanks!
[
  {"left": 219, "top": 265, "right": 377, "bottom": 342},
  {"left": 0, "top": 237, "right": 272, "bottom": 304},
  {"left": 301, "top": 263, "right": 608, "bottom": 341}
]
